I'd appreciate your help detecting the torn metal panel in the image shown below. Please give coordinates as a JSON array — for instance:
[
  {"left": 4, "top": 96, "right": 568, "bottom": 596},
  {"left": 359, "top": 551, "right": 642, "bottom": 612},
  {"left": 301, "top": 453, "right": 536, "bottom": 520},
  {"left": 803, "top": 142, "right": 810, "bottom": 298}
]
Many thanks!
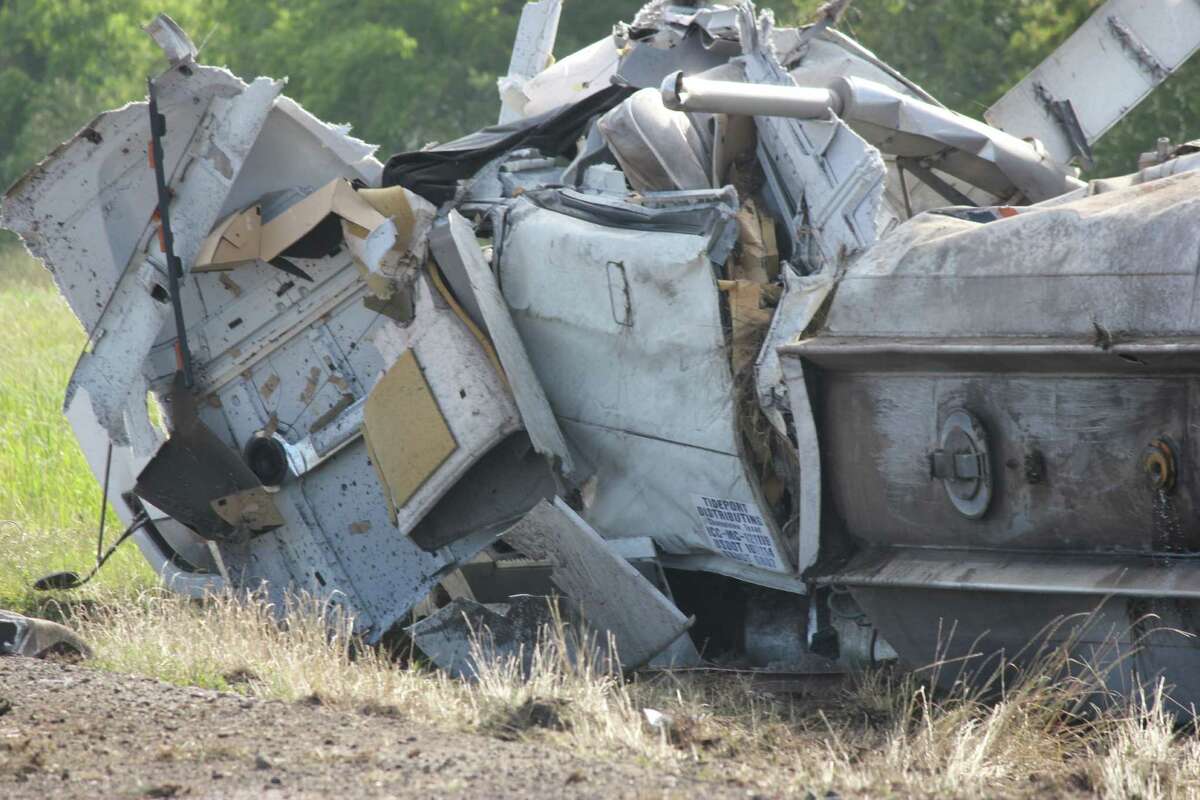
[
  {"left": 133, "top": 378, "right": 264, "bottom": 541},
  {"left": 615, "top": 24, "right": 736, "bottom": 91},
  {"left": 62, "top": 386, "right": 224, "bottom": 599},
  {"left": 776, "top": 313, "right": 827, "bottom": 576},
  {"left": 368, "top": 272, "right": 525, "bottom": 538},
  {"left": 520, "top": 37, "right": 622, "bottom": 120},
  {"left": 828, "top": 76, "right": 1081, "bottom": 203},
  {"left": 498, "top": 193, "right": 793, "bottom": 580},
  {"left": 143, "top": 13, "right": 198, "bottom": 66},
  {"left": 732, "top": 4, "right": 890, "bottom": 272},
  {"left": 498, "top": 195, "right": 734, "bottom": 453},
  {"left": 428, "top": 222, "right": 486, "bottom": 332},
  {"left": 63, "top": 76, "right": 282, "bottom": 443},
  {"left": 407, "top": 432, "right": 557, "bottom": 552},
  {"left": 5, "top": 31, "right": 525, "bottom": 643},
  {"left": 0, "top": 65, "right": 246, "bottom": 334},
  {"left": 753, "top": 246, "right": 830, "bottom": 439},
  {"left": 198, "top": 260, "right": 520, "bottom": 640},
  {"left": 433, "top": 210, "right": 578, "bottom": 480},
  {"left": 783, "top": 28, "right": 941, "bottom": 107},
  {"left": 498, "top": 0, "right": 564, "bottom": 123},
  {"left": 503, "top": 499, "right": 692, "bottom": 669},
  {"left": 986, "top": 0, "right": 1200, "bottom": 168}
]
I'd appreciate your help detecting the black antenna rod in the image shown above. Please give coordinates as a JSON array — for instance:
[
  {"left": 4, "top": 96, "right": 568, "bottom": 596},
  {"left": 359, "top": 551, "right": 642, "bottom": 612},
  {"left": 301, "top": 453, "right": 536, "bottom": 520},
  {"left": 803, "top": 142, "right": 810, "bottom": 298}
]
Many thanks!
[{"left": 147, "top": 77, "right": 194, "bottom": 388}]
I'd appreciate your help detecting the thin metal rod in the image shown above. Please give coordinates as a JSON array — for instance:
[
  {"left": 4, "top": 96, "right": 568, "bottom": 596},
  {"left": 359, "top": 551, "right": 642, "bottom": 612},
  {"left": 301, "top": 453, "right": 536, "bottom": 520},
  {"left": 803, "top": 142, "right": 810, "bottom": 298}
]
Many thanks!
[
  {"left": 96, "top": 441, "right": 113, "bottom": 563},
  {"left": 147, "top": 77, "right": 194, "bottom": 388}
]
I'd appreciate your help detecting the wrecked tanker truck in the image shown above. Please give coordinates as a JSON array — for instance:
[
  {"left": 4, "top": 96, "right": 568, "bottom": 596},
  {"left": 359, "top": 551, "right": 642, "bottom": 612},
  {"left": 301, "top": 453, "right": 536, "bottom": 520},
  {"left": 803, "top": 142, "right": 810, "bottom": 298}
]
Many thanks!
[{"left": 6, "top": 0, "right": 1200, "bottom": 696}]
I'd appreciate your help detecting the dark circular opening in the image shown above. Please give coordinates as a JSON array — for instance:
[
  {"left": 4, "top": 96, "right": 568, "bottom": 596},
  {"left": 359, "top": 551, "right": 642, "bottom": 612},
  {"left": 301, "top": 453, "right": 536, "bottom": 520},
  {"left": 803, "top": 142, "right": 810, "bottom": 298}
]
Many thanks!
[{"left": 244, "top": 436, "right": 289, "bottom": 487}]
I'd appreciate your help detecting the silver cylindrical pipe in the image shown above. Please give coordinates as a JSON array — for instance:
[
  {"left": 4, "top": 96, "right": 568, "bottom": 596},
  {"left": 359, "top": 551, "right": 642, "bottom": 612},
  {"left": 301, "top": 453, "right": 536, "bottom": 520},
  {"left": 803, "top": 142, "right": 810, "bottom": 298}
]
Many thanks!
[{"left": 660, "top": 70, "right": 843, "bottom": 119}]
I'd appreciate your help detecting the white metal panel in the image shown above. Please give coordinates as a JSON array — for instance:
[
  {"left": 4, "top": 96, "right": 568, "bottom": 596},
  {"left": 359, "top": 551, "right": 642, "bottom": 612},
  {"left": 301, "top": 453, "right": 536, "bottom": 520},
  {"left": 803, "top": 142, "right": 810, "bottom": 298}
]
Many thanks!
[
  {"left": 498, "top": 0, "right": 563, "bottom": 123},
  {"left": 438, "top": 210, "right": 578, "bottom": 478},
  {"left": 0, "top": 66, "right": 246, "bottom": 333},
  {"left": 521, "top": 38, "right": 620, "bottom": 119},
  {"left": 61, "top": 76, "right": 282, "bottom": 441},
  {"left": 504, "top": 498, "right": 691, "bottom": 668},
  {"left": 499, "top": 198, "right": 794, "bottom": 580},
  {"left": 501, "top": 204, "right": 736, "bottom": 453},
  {"left": 986, "top": 0, "right": 1200, "bottom": 166},
  {"left": 561, "top": 418, "right": 791, "bottom": 576}
]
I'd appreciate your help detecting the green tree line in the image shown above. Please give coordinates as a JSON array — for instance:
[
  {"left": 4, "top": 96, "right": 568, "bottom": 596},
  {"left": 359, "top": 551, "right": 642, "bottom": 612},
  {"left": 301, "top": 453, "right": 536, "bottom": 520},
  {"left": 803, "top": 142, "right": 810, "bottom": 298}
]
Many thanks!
[{"left": 1, "top": 0, "right": 1197, "bottom": 198}]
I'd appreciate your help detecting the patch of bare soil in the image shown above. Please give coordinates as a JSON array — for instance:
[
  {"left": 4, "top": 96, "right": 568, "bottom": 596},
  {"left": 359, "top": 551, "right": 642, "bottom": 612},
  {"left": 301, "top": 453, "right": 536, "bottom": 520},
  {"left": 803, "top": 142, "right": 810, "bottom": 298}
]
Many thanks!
[{"left": 0, "top": 658, "right": 728, "bottom": 799}]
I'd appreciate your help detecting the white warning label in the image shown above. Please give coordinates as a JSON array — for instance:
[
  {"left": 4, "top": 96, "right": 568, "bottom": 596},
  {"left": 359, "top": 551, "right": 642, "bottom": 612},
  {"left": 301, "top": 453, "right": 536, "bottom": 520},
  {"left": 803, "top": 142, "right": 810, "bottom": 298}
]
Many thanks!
[{"left": 692, "top": 494, "right": 783, "bottom": 571}]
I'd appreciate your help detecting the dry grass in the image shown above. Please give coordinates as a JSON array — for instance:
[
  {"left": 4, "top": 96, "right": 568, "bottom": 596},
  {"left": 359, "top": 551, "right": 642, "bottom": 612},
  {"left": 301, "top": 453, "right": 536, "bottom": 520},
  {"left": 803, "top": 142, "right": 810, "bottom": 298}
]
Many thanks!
[{"left": 52, "top": 588, "right": 1200, "bottom": 798}]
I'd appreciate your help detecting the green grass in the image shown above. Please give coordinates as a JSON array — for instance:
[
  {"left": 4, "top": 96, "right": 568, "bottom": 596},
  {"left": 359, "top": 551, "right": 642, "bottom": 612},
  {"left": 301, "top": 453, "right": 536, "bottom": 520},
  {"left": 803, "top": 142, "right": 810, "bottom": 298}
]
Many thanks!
[{"left": 0, "top": 245, "right": 155, "bottom": 611}]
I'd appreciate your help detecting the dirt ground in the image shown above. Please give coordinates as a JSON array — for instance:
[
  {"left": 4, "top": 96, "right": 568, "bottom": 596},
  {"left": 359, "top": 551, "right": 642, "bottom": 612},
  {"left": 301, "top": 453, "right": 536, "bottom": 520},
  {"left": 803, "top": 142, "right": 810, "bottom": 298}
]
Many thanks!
[{"left": 0, "top": 658, "right": 736, "bottom": 799}]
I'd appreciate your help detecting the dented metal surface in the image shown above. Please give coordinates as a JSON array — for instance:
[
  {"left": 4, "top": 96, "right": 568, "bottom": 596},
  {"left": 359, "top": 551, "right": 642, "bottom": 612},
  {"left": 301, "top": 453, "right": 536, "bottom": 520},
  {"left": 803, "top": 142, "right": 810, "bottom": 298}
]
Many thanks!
[
  {"left": 6, "top": 1, "right": 1200, "bottom": 699},
  {"left": 986, "top": 0, "right": 1200, "bottom": 168}
]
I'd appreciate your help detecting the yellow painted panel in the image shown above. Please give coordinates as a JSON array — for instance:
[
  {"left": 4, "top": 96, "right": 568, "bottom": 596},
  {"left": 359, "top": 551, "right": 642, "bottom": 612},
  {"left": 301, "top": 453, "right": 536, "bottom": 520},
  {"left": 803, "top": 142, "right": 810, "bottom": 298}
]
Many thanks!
[{"left": 363, "top": 350, "right": 458, "bottom": 520}]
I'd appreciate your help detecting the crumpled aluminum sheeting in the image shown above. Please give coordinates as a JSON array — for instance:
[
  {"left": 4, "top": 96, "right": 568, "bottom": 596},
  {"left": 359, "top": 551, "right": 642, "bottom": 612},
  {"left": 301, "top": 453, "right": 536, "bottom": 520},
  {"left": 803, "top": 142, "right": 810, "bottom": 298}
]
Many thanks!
[
  {"left": 733, "top": 3, "right": 889, "bottom": 273},
  {"left": 829, "top": 76, "right": 1083, "bottom": 203}
]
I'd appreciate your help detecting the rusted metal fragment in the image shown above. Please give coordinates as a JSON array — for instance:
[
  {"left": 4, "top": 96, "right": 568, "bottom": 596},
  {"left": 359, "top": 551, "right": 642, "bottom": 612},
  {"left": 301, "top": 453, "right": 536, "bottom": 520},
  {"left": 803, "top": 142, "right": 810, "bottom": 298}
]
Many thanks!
[
  {"left": 310, "top": 393, "right": 355, "bottom": 434},
  {"left": 219, "top": 273, "right": 243, "bottom": 297},
  {"left": 259, "top": 374, "right": 280, "bottom": 399},
  {"left": 210, "top": 487, "right": 285, "bottom": 533},
  {"left": 299, "top": 367, "right": 321, "bottom": 404}
]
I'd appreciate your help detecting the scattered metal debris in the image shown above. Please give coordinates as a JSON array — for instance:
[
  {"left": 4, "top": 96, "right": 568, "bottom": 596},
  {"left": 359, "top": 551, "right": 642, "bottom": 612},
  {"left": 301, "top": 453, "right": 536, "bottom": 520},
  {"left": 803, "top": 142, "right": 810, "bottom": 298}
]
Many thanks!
[
  {"left": 407, "top": 595, "right": 582, "bottom": 680},
  {"left": 0, "top": 611, "right": 91, "bottom": 661},
  {"left": 4, "top": 1, "right": 1200, "bottom": 702}
]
